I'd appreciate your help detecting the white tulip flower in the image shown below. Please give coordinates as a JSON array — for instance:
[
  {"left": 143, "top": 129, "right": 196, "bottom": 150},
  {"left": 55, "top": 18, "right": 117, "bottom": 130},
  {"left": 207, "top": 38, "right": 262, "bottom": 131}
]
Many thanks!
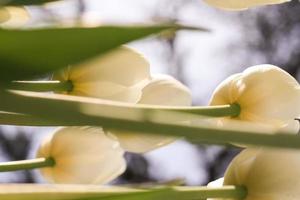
[
  {"left": 37, "top": 127, "right": 126, "bottom": 184},
  {"left": 203, "top": 0, "right": 290, "bottom": 10},
  {"left": 209, "top": 64, "right": 300, "bottom": 133},
  {"left": 53, "top": 47, "right": 151, "bottom": 103},
  {"left": 207, "top": 177, "right": 225, "bottom": 188},
  {"left": 53, "top": 46, "right": 193, "bottom": 153},
  {"left": 209, "top": 148, "right": 300, "bottom": 200},
  {"left": 110, "top": 74, "right": 192, "bottom": 153}
]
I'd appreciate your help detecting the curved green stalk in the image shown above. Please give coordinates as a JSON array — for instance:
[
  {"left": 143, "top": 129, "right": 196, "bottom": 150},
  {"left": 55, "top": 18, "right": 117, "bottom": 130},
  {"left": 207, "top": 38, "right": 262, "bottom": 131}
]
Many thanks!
[
  {"left": 166, "top": 103, "right": 240, "bottom": 117},
  {"left": 7, "top": 80, "right": 240, "bottom": 117},
  {"left": 0, "top": 184, "right": 246, "bottom": 200},
  {"left": 0, "top": 112, "right": 62, "bottom": 126},
  {"left": 9, "top": 80, "right": 73, "bottom": 92},
  {"left": 0, "top": 90, "right": 299, "bottom": 150},
  {"left": 0, "top": 105, "right": 239, "bottom": 125},
  {"left": 0, "top": 157, "right": 55, "bottom": 172},
  {"left": 173, "top": 186, "right": 247, "bottom": 199},
  {"left": 79, "top": 186, "right": 247, "bottom": 200}
]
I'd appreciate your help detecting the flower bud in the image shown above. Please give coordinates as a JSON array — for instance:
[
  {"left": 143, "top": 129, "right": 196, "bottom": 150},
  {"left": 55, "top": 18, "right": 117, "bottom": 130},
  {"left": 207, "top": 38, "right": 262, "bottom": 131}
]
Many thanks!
[
  {"left": 53, "top": 46, "right": 151, "bottom": 103},
  {"left": 110, "top": 74, "right": 192, "bottom": 153},
  {"left": 209, "top": 64, "right": 300, "bottom": 133},
  {"left": 203, "top": 0, "right": 290, "bottom": 10},
  {"left": 221, "top": 148, "right": 300, "bottom": 200},
  {"left": 37, "top": 127, "right": 126, "bottom": 184}
]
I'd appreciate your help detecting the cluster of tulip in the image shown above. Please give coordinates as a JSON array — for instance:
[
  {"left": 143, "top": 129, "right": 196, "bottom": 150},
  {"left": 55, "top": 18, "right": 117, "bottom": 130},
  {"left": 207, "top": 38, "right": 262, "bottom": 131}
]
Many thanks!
[
  {"left": 0, "top": 0, "right": 299, "bottom": 199},
  {"left": 36, "top": 47, "right": 192, "bottom": 184},
  {"left": 34, "top": 44, "right": 300, "bottom": 185},
  {"left": 206, "top": 66, "right": 300, "bottom": 200},
  {"left": 2, "top": 44, "right": 300, "bottom": 199},
  {"left": 202, "top": 1, "right": 300, "bottom": 198}
]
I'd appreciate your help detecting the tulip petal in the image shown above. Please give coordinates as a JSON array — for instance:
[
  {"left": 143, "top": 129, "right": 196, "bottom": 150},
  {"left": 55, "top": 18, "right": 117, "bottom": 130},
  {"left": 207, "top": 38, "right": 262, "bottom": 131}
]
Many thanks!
[
  {"left": 111, "top": 74, "right": 192, "bottom": 153},
  {"left": 203, "top": 0, "right": 290, "bottom": 10},
  {"left": 207, "top": 177, "right": 224, "bottom": 188},
  {"left": 37, "top": 127, "right": 126, "bottom": 184},
  {"left": 138, "top": 74, "right": 192, "bottom": 106},
  {"left": 224, "top": 148, "right": 300, "bottom": 200},
  {"left": 210, "top": 65, "right": 300, "bottom": 133},
  {"left": 0, "top": 6, "right": 30, "bottom": 28},
  {"left": 53, "top": 46, "right": 151, "bottom": 103}
]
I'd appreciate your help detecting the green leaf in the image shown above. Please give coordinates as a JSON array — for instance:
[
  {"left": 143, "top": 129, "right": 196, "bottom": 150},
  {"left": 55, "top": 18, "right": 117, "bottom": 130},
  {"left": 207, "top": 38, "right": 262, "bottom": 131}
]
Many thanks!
[
  {"left": 0, "top": 24, "right": 198, "bottom": 81},
  {"left": 0, "top": 184, "right": 245, "bottom": 200},
  {"left": 0, "top": 184, "right": 171, "bottom": 200},
  {"left": 1, "top": 90, "right": 300, "bottom": 150},
  {"left": 2, "top": 0, "right": 60, "bottom": 6}
]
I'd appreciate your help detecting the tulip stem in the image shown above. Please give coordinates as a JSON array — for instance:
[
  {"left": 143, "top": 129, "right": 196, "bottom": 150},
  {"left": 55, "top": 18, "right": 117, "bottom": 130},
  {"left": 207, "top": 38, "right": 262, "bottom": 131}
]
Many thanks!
[
  {"left": 0, "top": 104, "right": 239, "bottom": 126},
  {"left": 78, "top": 186, "right": 247, "bottom": 200},
  {"left": 1, "top": 90, "right": 300, "bottom": 150},
  {"left": 171, "top": 103, "right": 240, "bottom": 117},
  {"left": 0, "top": 184, "right": 247, "bottom": 200},
  {"left": 173, "top": 185, "right": 247, "bottom": 199},
  {"left": 0, "top": 157, "right": 55, "bottom": 172},
  {"left": 0, "top": 112, "right": 64, "bottom": 126},
  {"left": 9, "top": 80, "right": 73, "bottom": 92},
  {"left": 7, "top": 80, "right": 240, "bottom": 117}
]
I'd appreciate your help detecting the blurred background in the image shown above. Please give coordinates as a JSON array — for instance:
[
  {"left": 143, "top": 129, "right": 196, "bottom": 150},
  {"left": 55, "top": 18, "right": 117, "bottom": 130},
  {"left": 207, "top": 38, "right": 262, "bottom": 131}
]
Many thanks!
[{"left": 0, "top": 0, "right": 299, "bottom": 185}]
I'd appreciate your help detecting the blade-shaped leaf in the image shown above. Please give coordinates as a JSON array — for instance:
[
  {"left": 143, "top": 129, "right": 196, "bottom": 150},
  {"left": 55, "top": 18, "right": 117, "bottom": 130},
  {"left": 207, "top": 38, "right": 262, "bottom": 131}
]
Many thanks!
[
  {"left": 0, "top": 24, "right": 191, "bottom": 81},
  {"left": 1, "top": 90, "right": 300, "bottom": 150},
  {"left": 0, "top": 184, "right": 244, "bottom": 200},
  {"left": 0, "top": 184, "right": 171, "bottom": 200},
  {"left": 2, "top": 0, "right": 60, "bottom": 6}
]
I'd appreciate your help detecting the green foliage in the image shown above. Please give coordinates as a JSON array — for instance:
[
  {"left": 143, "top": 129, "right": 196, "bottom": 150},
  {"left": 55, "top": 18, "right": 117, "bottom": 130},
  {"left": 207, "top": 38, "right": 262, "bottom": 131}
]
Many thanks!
[
  {"left": 0, "top": 25, "right": 182, "bottom": 81},
  {"left": 0, "top": 2, "right": 295, "bottom": 200},
  {"left": 0, "top": 90, "right": 300, "bottom": 149},
  {"left": 0, "top": 185, "right": 246, "bottom": 200},
  {"left": 2, "top": 0, "right": 61, "bottom": 6}
]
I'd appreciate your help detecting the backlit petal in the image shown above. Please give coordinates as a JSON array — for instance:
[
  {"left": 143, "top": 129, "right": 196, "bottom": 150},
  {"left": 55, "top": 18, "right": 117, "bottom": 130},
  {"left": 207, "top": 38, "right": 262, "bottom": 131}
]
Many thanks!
[
  {"left": 53, "top": 47, "right": 150, "bottom": 103},
  {"left": 224, "top": 148, "right": 300, "bottom": 200},
  {"left": 204, "top": 0, "right": 290, "bottom": 10},
  {"left": 111, "top": 75, "right": 192, "bottom": 153},
  {"left": 37, "top": 127, "right": 126, "bottom": 184},
  {"left": 210, "top": 65, "right": 300, "bottom": 133}
]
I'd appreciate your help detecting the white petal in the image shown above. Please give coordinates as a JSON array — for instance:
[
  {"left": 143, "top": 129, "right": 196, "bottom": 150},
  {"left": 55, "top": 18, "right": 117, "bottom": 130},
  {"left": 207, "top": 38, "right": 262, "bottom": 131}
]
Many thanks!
[
  {"left": 240, "top": 65, "right": 300, "bottom": 121},
  {"left": 111, "top": 74, "right": 192, "bottom": 153},
  {"left": 207, "top": 177, "right": 224, "bottom": 188},
  {"left": 224, "top": 148, "right": 300, "bottom": 200},
  {"left": 108, "top": 131, "right": 177, "bottom": 154},
  {"left": 53, "top": 46, "right": 151, "bottom": 103},
  {"left": 203, "top": 0, "right": 290, "bottom": 10},
  {"left": 210, "top": 64, "right": 300, "bottom": 133},
  {"left": 209, "top": 73, "right": 242, "bottom": 106},
  {"left": 37, "top": 127, "right": 126, "bottom": 184},
  {"left": 0, "top": 6, "right": 30, "bottom": 28},
  {"left": 71, "top": 80, "right": 148, "bottom": 103},
  {"left": 138, "top": 74, "right": 192, "bottom": 106}
]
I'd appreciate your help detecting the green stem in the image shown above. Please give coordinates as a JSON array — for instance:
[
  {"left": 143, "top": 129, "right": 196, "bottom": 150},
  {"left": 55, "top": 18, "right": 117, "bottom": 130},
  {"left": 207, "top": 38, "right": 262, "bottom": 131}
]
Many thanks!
[
  {"left": 173, "top": 186, "right": 247, "bottom": 199},
  {"left": 0, "top": 157, "right": 55, "bottom": 172},
  {"left": 9, "top": 80, "right": 73, "bottom": 92},
  {"left": 78, "top": 186, "right": 247, "bottom": 200},
  {"left": 0, "top": 184, "right": 246, "bottom": 200},
  {"left": 0, "top": 90, "right": 299, "bottom": 150},
  {"left": 0, "top": 112, "right": 62, "bottom": 126},
  {"left": 168, "top": 103, "right": 240, "bottom": 117},
  {"left": 8, "top": 80, "right": 239, "bottom": 117},
  {"left": 0, "top": 105, "right": 239, "bottom": 125}
]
